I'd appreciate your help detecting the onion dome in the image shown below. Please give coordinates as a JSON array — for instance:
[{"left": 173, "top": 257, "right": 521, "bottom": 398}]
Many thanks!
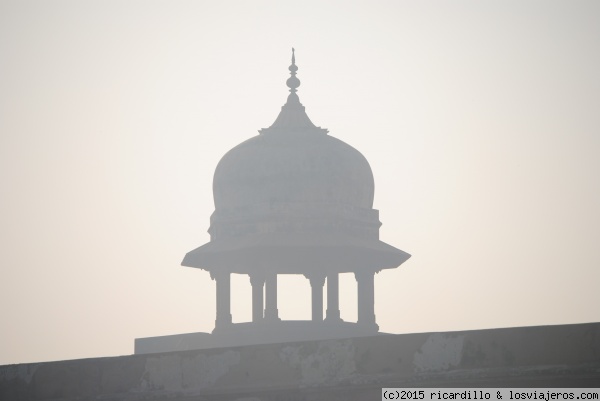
[
  {"left": 214, "top": 49, "right": 373, "bottom": 211},
  {"left": 183, "top": 49, "right": 410, "bottom": 274}
]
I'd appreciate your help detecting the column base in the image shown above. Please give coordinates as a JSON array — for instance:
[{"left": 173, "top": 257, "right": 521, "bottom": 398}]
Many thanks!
[
  {"left": 264, "top": 309, "right": 281, "bottom": 322},
  {"left": 325, "top": 309, "right": 343, "bottom": 323},
  {"left": 356, "top": 320, "right": 379, "bottom": 332},
  {"left": 213, "top": 315, "right": 233, "bottom": 333}
]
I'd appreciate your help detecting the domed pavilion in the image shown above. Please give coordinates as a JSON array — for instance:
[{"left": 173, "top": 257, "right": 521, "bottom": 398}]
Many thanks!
[{"left": 181, "top": 49, "right": 410, "bottom": 345}]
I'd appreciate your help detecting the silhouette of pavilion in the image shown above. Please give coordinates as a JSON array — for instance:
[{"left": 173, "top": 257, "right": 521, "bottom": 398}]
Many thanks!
[{"left": 179, "top": 50, "right": 410, "bottom": 346}]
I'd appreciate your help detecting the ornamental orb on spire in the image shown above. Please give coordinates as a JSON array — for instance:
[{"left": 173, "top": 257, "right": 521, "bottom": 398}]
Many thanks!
[{"left": 286, "top": 48, "right": 300, "bottom": 91}]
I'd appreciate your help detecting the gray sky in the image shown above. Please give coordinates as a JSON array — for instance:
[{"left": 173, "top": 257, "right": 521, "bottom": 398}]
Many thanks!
[{"left": 1, "top": 0, "right": 599, "bottom": 365}]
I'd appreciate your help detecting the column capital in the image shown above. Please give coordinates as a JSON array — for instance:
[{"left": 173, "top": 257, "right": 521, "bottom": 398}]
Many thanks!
[
  {"left": 353, "top": 269, "right": 376, "bottom": 281},
  {"left": 304, "top": 272, "right": 326, "bottom": 287},
  {"left": 210, "top": 270, "right": 231, "bottom": 281},
  {"left": 249, "top": 272, "right": 266, "bottom": 287}
]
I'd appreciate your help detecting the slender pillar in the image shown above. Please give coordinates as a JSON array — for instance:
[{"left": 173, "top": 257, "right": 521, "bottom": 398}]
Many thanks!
[
  {"left": 264, "top": 273, "right": 280, "bottom": 321},
  {"left": 211, "top": 271, "right": 232, "bottom": 329},
  {"left": 307, "top": 273, "right": 326, "bottom": 322},
  {"left": 355, "top": 270, "right": 377, "bottom": 329},
  {"left": 249, "top": 273, "right": 265, "bottom": 323},
  {"left": 325, "top": 272, "right": 341, "bottom": 322}
]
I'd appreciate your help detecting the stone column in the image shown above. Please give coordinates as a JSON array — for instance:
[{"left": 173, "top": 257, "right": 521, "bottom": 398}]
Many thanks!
[
  {"left": 306, "top": 273, "right": 326, "bottom": 322},
  {"left": 211, "top": 271, "right": 232, "bottom": 329},
  {"left": 249, "top": 273, "right": 265, "bottom": 323},
  {"left": 326, "top": 272, "right": 341, "bottom": 322},
  {"left": 264, "top": 272, "right": 280, "bottom": 321},
  {"left": 355, "top": 270, "right": 377, "bottom": 329}
]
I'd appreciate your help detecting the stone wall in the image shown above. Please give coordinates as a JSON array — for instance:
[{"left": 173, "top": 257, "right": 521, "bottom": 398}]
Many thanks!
[{"left": 2, "top": 322, "right": 599, "bottom": 401}]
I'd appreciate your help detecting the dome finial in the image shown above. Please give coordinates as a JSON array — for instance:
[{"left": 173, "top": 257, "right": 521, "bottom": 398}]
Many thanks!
[
  {"left": 259, "top": 49, "right": 328, "bottom": 134},
  {"left": 287, "top": 47, "right": 300, "bottom": 94}
]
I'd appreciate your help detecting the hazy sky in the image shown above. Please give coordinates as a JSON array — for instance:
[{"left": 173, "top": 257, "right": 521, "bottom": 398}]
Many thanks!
[{"left": 1, "top": 0, "right": 599, "bottom": 365}]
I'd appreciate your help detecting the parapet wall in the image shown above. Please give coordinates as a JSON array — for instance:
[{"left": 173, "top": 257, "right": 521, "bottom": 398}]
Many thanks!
[{"left": 2, "top": 322, "right": 599, "bottom": 401}]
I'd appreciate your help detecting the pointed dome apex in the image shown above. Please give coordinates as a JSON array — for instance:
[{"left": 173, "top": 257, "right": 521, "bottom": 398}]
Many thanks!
[{"left": 260, "top": 49, "right": 327, "bottom": 135}]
